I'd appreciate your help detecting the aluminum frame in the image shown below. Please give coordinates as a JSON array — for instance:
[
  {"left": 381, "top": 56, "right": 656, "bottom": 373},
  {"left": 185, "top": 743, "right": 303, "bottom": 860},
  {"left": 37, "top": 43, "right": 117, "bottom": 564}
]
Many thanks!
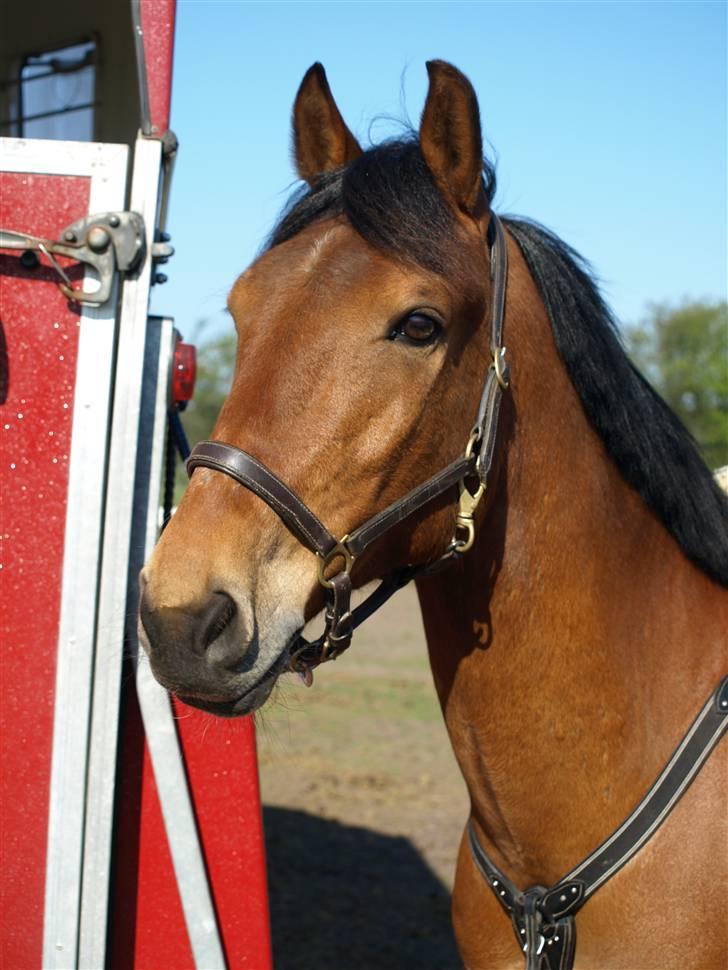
[
  {"left": 132, "top": 317, "right": 227, "bottom": 968},
  {"left": 78, "top": 135, "right": 164, "bottom": 969},
  {"left": 130, "top": 0, "right": 153, "bottom": 136}
]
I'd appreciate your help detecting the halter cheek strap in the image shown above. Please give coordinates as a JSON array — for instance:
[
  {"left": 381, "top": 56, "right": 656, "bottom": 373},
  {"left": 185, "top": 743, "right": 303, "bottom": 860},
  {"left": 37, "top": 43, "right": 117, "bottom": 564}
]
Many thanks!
[{"left": 187, "top": 214, "right": 510, "bottom": 674}]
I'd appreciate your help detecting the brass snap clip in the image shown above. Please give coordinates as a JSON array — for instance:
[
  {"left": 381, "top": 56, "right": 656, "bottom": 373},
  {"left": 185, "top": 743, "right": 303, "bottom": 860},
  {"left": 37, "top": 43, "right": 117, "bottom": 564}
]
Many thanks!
[
  {"left": 454, "top": 481, "right": 485, "bottom": 554},
  {"left": 317, "top": 534, "right": 354, "bottom": 589}
]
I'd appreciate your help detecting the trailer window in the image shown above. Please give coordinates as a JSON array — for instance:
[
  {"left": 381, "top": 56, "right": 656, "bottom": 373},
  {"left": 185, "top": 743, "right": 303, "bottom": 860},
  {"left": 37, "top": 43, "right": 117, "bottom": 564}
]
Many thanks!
[{"left": 1, "top": 39, "right": 97, "bottom": 140}]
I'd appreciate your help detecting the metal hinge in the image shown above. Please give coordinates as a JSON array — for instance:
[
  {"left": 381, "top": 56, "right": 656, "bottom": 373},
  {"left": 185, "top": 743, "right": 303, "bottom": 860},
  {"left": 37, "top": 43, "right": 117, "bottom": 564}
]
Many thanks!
[{"left": 0, "top": 211, "right": 173, "bottom": 306}]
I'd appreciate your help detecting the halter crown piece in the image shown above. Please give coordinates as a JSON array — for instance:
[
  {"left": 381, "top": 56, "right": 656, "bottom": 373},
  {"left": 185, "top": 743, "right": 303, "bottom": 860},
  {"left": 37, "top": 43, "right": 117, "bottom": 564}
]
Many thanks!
[{"left": 187, "top": 214, "right": 510, "bottom": 679}]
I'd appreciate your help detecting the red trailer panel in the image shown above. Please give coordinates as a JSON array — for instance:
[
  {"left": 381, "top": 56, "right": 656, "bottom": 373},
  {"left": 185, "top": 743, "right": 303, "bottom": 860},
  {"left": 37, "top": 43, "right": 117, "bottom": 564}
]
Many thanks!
[
  {"left": 178, "top": 711, "right": 272, "bottom": 968},
  {"left": 111, "top": 703, "right": 272, "bottom": 969},
  {"left": 137, "top": 0, "right": 177, "bottom": 136},
  {"left": 0, "top": 172, "right": 89, "bottom": 970}
]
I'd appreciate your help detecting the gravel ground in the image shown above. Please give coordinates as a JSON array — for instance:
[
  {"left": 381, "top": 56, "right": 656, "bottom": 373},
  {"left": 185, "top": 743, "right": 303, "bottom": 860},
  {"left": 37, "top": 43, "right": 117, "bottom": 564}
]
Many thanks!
[{"left": 256, "top": 584, "right": 469, "bottom": 970}]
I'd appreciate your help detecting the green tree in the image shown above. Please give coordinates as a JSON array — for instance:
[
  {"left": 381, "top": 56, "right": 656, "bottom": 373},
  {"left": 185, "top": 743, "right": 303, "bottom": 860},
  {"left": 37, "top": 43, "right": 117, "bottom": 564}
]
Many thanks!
[
  {"left": 182, "top": 329, "right": 237, "bottom": 444},
  {"left": 625, "top": 301, "right": 728, "bottom": 470}
]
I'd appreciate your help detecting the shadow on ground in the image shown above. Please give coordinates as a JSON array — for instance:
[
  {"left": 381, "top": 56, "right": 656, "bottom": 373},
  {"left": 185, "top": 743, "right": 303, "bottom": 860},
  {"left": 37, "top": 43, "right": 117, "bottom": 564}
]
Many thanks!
[{"left": 264, "top": 805, "right": 461, "bottom": 969}]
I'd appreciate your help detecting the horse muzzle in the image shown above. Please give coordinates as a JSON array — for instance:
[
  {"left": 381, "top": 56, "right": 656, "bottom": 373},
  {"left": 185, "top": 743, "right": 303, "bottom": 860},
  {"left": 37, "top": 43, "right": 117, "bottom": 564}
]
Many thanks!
[{"left": 137, "top": 574, "right": 291, "bottom": 715}]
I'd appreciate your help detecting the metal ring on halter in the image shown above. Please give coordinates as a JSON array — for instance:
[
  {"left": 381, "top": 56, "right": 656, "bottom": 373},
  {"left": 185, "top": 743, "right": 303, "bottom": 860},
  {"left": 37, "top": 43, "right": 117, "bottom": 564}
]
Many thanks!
[
  {"left": 317, "top": 535, "right": 354, "bottom": 588},
  {"left": 465, "top": 428, "right": 481, "bottom": 460},
  {"left": 494, "top": 346, "right": 510, "bottom": 390}
]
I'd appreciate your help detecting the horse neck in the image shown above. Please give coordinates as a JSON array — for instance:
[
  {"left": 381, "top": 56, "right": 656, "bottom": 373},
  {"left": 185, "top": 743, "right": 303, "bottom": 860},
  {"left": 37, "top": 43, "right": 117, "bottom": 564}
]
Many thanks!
[{"left": 417, "top": 235, "right": 726, "bottom": 886}]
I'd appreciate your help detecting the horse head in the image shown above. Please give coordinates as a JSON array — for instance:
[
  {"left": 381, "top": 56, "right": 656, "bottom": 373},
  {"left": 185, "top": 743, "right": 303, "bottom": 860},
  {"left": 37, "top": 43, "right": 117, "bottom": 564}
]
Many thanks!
[{"left": 138, "top": 61, "right": 501, "bottom": 716}]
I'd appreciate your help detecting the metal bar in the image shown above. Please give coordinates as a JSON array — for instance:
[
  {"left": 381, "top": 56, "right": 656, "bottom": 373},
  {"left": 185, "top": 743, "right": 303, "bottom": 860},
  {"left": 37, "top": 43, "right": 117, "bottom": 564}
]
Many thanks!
[
  {"left": 135, "top": 666, "right": 228, "bottom": 968},
  {"left": 130, "top": 0, "right": 153, "bottom": 136},
  {"left": 78, "top": 137, "right": 162, "bottom": 969},
  {"left": 130, "top": 322, "right": 226, "bottom": 966}
]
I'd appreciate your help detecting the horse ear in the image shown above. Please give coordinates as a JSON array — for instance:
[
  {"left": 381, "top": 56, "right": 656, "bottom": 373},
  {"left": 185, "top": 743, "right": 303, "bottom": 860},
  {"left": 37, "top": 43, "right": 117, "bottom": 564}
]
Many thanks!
[
  {"left": 293, "top": 63, "right": 362, "bottom": 184},
  {"left": 419, "top": 61, "right": 485, "bottom": 216}
]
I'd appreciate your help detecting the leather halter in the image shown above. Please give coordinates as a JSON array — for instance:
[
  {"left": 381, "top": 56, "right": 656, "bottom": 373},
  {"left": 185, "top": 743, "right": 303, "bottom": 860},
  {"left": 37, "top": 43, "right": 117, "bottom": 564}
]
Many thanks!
[
  {"left": 469, "top": 676, "right": 728, "bottom": 970},
  {"left": 187, "top": 214, "right": 510, "bottom": 677}
]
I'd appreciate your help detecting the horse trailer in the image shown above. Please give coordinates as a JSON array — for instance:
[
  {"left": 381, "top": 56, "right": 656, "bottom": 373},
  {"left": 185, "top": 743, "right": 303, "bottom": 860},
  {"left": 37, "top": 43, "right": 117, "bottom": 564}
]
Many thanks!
[{"left": 0, "top": 4, "right": 272, "bottom": 967}]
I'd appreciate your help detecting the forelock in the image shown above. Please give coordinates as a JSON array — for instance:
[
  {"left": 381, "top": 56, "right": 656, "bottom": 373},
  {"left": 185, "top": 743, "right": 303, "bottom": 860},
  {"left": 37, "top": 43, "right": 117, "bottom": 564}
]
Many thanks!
[{"left": 268, "top": 139, "right": 497, "bottom": 277}]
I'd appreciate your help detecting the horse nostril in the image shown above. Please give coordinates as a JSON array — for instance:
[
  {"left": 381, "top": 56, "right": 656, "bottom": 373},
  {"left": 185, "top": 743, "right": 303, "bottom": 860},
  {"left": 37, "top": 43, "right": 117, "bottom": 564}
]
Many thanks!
[{"left": 198, "top": 591, "right": 237, "bottom": 652}]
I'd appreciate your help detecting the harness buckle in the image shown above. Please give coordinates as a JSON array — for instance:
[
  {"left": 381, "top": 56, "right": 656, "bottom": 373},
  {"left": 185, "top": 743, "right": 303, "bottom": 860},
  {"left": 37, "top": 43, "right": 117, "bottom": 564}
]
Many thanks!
[{"left": 317, "top": 534, "right": 354, "bottom": 589}]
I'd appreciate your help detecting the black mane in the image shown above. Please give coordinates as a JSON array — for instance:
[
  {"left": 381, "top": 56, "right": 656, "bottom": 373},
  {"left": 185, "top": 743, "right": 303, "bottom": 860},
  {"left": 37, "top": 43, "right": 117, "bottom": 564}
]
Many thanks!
[
  {"left": 270, "top": 139, "right": 496, "bottom": 276},
  {"left": 268, "top": 140, "right": 728, "bottom": 587}
]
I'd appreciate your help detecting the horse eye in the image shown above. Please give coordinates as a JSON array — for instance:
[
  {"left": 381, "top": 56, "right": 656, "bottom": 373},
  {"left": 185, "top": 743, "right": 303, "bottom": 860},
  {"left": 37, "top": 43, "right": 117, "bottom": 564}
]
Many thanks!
[{"left": 397, "top": 313, "right": 441, "bottom": 344}]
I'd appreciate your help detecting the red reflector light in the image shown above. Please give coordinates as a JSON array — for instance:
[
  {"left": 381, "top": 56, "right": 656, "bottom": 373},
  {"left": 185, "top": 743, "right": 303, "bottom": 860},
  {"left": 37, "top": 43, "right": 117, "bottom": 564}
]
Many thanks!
[{"left": 172, "top": 341, "right": 196, "bottom": 403}]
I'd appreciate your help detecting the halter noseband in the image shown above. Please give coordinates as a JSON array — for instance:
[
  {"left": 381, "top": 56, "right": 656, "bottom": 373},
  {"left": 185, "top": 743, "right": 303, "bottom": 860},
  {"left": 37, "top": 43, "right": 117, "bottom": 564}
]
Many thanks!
[{"left": 187, "top": 215, "right": 510, "bottom": 679}]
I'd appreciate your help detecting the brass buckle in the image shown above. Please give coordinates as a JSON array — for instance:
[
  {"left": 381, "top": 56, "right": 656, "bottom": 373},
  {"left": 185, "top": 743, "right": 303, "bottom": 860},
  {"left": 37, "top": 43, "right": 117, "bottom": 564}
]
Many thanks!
[
  {"left": 453, "top": 481, "right": 485, "bottom": 554},
  {"left": 317, "top": 534, "right": 354, "bottom": 589}
]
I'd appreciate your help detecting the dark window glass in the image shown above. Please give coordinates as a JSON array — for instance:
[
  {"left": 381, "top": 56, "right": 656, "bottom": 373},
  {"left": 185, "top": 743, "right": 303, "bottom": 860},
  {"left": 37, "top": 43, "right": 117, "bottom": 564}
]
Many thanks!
[{"left": 2, "top": 40, "right": 97, "bottom": 141}]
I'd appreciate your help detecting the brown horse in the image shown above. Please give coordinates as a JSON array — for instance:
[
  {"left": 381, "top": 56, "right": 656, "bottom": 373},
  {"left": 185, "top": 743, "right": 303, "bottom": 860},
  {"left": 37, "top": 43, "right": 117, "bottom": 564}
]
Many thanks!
[{"left": 139, "top": 62, "right": 728, "bottom": 968}]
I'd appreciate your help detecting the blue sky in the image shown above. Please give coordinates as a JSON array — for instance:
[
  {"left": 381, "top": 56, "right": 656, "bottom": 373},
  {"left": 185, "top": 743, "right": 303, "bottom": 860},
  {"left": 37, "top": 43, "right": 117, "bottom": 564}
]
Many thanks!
[{"left": 153, "top": 0, "right": 727, "bottom": 342}]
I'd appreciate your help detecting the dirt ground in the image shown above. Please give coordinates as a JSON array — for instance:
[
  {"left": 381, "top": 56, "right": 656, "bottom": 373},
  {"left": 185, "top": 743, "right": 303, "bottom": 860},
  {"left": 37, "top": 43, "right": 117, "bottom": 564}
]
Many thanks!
[{"left": 256, "top": 584, "right": 469, "bottom": 970}]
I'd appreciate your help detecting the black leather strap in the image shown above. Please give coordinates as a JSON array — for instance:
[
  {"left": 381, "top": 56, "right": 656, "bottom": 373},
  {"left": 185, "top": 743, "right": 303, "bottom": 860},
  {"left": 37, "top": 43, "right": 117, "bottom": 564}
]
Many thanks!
[
  {"left": 550, "top": 674, "right": 728, "bottom": 914},
  {"left": 348, "top": 568, "right": 418, "bottom": 629},
  {"left": 187, "top": 443, "right": 475, "bottom": 561},
  {"left": 468, "top": 676, "right": 728, "bottom": 969},
  {"left": 322, "top": 570, "right": 354, "bottom": 655},
  {"left": 467, "top": 829, "right": 576, "bottom": 970},
  {"left": 346, "top": 455, "right": 476, "bottom": 557},
  {"left": 472, "top": 214, "right": 509, "bottom": 483},
  {"left": 187, "top": 441, "right": 338, "bottom": 557},
  {"left": 488, "top": 214, "right": 508, "bottom": 359},
  {"left": 474, "top": 369, "right": 503, "bottom": 483}
]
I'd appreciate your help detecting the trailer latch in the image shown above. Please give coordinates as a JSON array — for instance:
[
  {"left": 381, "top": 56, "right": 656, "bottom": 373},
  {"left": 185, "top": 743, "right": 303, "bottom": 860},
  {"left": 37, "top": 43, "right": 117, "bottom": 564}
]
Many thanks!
[{"left": 0, "top": 211, "right": 168, "bottom": 306}]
